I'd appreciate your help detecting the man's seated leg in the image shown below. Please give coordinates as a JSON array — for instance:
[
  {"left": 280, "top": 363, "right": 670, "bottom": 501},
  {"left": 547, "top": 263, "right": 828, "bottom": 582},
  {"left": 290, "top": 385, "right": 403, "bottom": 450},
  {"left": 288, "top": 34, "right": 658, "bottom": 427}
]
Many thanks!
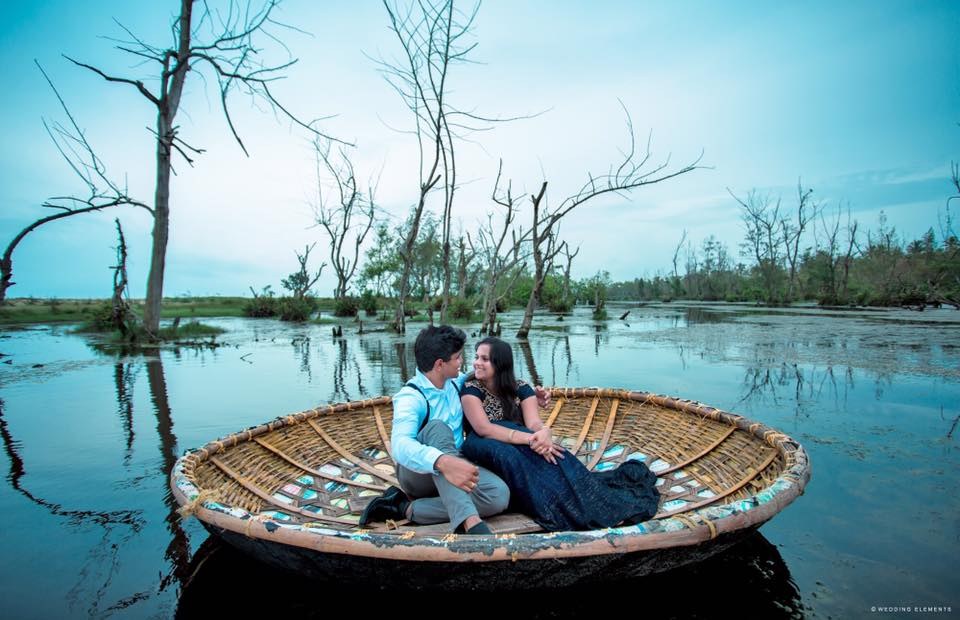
[
  {"left": 395, "top": 419, "right": 466, "bottom": 526},
  {"left": 409, "top": 420, "right": 509, "bottom": 531},
  {"left": 472, "top": 465, "right": 509, "bottom": 518}
]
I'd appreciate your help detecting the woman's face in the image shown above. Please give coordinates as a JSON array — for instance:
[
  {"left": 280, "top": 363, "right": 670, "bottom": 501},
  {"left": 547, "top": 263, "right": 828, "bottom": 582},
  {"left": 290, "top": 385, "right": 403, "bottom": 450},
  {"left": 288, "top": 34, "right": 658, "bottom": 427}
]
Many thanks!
[{"left": 473, "top": 343, "right": 495, "bottom": 383}]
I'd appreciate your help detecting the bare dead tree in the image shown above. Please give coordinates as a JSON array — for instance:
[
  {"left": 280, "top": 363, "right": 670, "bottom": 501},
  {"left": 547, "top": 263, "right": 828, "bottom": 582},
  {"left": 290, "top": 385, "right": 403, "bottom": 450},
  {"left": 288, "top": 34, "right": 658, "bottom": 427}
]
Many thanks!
[
  {"left": 815, "top": 202, "right": 859, "bottom": 304},
  {"left": 840, "top": 210, "right": 860, "bottom": 302},
  {"left": 731, "top": 188, "right": 783, "bottom": 304},
  {"left": 454, "top": 234, "right": 476, "bottom": 300},
  {"left": 281, "top": 243, "right": 325, "bottom": 300},
  {"left": 780, "top": 180, "right": 818, "bottom": 302},
  {"left": 683, "top": 238, "right": 700, "bottom": 299},
  {"left": 559, "top": 243, "right": 581, "bottom": 306},
  {"left": 110, "top": 218, "right": 135, "bottom": 338},
  {"left": 944, "top": 161, "right": 959, "bottom": 242},
  {"left": 478, "top": 161, "right": 531, "bottom": 334},
  {"left": 67, "top": 0, "right": 337, "bottom": 337},
  {"left": 377, "top": 0, "right": 479, "bottom": 332},
  {"left": 1, "top": 62, "right": 150, "bottom": 305},
  {"left": 312, "top": 138, "right": 377, "bottom": 300},
  {"left": 671, "top": 228, "right": 688, "bottom": 297},
  {"left": 815, "top": 202, "right": 841, "bottom": 303},
  {"left": 516, "top": 107, "right": 704, "bottom": 338}
]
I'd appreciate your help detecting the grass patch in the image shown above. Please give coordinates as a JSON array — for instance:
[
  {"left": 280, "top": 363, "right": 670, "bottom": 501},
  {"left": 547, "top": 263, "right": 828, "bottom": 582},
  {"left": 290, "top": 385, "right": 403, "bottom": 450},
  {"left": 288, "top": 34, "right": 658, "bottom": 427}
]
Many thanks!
[
  {"left": 0, "top": 298, "right": 102, "bottom": 324},
  {"left": 154, "top": 296, "right": 248, "bottom": 318},
  {"left": 0, "top": 296, "right": 332, "bottom": 325},
  {"left": 158, "top": 320, "right": 226, "bottom": 339},
  {"left": 533, "top": 324, "right": 569, "bottom": 332}
]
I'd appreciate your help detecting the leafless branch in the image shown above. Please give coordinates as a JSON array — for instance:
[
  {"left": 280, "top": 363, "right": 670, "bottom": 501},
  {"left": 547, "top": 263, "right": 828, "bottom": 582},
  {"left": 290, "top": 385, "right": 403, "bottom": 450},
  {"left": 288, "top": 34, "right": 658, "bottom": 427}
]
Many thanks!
[{"left": 313, "top": 138, "right": 377, "bottom": 299}]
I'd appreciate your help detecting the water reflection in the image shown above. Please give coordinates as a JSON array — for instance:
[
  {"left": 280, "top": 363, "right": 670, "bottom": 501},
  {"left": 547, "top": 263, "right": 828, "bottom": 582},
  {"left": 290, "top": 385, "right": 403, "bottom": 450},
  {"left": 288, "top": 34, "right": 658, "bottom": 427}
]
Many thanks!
[
  {"left": 144, "top": 351, "right": 192, "bottom": 594},
  {"left": 114, "top": 360, "right": 137, "bottom": 465},
  {"left": 357, "top": 337, "right": 400, "bottom": 396},
  {"left": 0, "top": 395, "right": 146, "bottom": 616},
  {"left": 329, "top": 336, "right": 369, "bottom": 402},
  {"left": 176, "top": 531, "right": 803, "bottom": 618},
  {"left": 395, "top": 341, "right": 411, "bottom": 383},
  {"left": 547, "top": 336, "right": 576, "bottom": 387},
  {"left": 737, "top": 362, "right": 862, "bottom": 419},
  {"left": 1, "top": 307, "right": 956, "bottom": 617},
  {"left": 516, "top": 340, "right": 542, "bottom": 386},
  {"left": 292, "top": 335, "right": 312, "bottom": 382},
  {"left": 0, "top": 398, "right": 144, "bottom": 531},
  {"left": 683, "top": 306, "right": 728, "bottom": 325}
]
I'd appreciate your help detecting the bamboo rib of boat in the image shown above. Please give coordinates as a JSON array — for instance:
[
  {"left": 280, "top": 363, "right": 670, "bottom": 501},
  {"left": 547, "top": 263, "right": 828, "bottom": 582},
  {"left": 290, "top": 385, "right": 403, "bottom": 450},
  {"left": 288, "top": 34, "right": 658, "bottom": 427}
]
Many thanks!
[{"left": 170, "top": 388, "right": 810, "bottom": 585}]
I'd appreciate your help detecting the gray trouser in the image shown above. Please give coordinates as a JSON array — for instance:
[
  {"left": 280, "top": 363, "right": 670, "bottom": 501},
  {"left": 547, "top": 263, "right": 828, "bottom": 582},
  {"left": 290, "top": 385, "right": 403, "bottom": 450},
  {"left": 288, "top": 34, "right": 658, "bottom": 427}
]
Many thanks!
[{"left": 397, "top": 419, "right": 509, "bottom": 531}]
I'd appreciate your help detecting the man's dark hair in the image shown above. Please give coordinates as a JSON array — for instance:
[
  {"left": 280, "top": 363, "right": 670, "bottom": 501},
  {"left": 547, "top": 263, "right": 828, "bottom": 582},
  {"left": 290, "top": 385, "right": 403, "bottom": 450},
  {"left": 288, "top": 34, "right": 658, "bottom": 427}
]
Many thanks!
[{"left": 414, "top": 325, "right": 467, "bottom": 372}]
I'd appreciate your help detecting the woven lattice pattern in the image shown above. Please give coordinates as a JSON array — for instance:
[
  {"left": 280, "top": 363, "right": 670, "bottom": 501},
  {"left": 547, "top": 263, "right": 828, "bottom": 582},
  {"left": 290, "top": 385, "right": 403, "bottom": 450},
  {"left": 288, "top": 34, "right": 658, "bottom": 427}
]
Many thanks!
[{"left": 183, "top": 390, "right": 793, "bottom": 532}]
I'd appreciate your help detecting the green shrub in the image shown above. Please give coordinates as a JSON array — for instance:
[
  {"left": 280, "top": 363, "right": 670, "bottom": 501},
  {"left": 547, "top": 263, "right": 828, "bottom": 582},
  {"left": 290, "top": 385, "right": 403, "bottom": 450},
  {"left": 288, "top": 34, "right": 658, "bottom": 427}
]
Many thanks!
[
  {"left": 82, "top": 302, "right": 119, "bottom": 332},
  {"left": 334, "top": 296, "right": 359, "bottom": 317},
  {"left": 77, "top": 301, "right": 138, "bottom": 335},
  {"left": 278, "top": 296, "right": 316, "bottom": 321},
  {"left": 360, "top": 290, "right": 378, "bottom": 316},
  {"left": 158, "top": 320, "right": 225, "bottom": 339},
  {"left": 547, "top": 298, "right": 573, "bottom": 313},
  {"left": 243, "top": 296, "right": 277, "bottom": 318},
  {"left": 449, "top": 298, "right": 474, "bottom": 320}
]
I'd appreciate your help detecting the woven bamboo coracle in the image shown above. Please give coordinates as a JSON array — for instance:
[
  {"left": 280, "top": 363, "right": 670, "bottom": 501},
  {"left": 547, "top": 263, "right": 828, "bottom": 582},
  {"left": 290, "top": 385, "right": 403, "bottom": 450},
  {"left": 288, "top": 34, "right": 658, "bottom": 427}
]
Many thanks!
[{"left": 170, "top": 388, "right": 809, "bottom": 583}]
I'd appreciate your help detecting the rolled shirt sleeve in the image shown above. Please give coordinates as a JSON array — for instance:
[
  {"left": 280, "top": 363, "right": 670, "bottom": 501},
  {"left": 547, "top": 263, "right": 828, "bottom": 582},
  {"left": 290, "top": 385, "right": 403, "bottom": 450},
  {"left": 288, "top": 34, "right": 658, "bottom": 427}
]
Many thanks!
[{"left": 390, "top": 386, "right": 444, "bottom": 474}]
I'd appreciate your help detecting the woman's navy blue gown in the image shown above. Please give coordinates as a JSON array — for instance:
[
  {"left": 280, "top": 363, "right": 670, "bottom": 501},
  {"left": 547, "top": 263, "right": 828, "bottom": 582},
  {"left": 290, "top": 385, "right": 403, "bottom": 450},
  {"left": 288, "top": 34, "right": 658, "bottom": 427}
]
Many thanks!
[{"left": 462, "top": 418, "right": 660, "bottom": 531}]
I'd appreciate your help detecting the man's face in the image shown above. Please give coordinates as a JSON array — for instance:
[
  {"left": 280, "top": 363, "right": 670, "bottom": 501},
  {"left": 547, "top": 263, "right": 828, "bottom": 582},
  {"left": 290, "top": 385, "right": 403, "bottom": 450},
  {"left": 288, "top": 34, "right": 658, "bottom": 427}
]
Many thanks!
[{"left": 439, "top": 349, "right": 463, "bottom": 380}]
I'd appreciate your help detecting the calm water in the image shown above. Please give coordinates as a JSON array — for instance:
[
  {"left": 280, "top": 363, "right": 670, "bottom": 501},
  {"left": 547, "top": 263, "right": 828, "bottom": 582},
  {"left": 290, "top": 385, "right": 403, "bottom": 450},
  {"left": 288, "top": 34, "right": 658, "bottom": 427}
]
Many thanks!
[{"left": 0, "top": 303, "right": 957, "bottom": 619}]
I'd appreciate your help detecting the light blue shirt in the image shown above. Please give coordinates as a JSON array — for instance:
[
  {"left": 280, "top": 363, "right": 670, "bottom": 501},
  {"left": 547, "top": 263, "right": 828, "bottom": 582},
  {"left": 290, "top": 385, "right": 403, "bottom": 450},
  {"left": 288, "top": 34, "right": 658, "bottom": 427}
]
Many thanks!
[{"left": 391, "top": 370, "right": 467, "bottom": 474}]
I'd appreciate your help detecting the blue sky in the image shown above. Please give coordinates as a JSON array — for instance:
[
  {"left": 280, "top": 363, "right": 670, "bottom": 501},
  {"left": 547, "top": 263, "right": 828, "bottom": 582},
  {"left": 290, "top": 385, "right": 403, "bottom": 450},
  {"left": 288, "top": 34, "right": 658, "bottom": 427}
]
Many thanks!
[{"left": 1, "top": 1, "right": 957, "bottom": 299}]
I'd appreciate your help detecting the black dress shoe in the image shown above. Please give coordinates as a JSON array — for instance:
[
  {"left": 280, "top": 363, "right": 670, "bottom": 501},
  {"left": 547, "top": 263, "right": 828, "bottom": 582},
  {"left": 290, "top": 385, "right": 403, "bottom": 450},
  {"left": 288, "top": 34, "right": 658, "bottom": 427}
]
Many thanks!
[
  {"left": 454, "top": 520, "right": 493, "bottom": 535},
  {"left": 359, "top": 486, "right": 409, "bottom": 526}
]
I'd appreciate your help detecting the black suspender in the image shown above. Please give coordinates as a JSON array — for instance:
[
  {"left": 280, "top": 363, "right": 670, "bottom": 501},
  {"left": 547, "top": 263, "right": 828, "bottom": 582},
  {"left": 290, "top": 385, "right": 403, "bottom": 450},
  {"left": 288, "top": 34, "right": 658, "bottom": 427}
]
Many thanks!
[
  {"left": 405, "top": 380, "right": 461, "bottom": 434},
  {"left": 404, "top": 382, "right": 431, "bottom": 433}
]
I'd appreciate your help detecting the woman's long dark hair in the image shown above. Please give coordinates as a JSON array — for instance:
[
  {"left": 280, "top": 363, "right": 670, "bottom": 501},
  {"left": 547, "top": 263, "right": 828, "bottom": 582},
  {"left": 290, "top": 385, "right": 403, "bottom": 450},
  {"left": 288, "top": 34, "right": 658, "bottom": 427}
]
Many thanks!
[{"left": 470, "top": 336, "right": 522, "bottom": 423}]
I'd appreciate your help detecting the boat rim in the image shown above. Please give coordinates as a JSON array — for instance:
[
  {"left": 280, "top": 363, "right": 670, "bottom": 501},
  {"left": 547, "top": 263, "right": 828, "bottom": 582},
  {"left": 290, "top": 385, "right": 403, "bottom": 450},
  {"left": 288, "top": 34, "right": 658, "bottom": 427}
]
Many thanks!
[{"left": 170, "top": 388, "right": 810, "bottom": 562}]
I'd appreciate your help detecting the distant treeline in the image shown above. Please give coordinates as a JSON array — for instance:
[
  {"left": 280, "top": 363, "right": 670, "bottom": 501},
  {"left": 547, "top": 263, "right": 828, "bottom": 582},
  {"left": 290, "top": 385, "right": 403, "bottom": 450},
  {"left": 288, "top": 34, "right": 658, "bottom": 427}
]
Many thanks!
[
  {"left": 603, "top": 219, "right": 958, "bottom": 307},
  {"left": 342, "top": 208, "right": 960, "bottom": 315}
]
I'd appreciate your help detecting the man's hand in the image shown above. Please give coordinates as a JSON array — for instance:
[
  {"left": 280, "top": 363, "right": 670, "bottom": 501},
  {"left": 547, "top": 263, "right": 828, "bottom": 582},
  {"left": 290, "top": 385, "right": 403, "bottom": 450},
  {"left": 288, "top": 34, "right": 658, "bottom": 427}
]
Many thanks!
[
  {"left": 435, "top": 454, "right": 480, "bottom": 493},
  {"left": 534, "top": 385, "right": 551, "bottom": 409}
]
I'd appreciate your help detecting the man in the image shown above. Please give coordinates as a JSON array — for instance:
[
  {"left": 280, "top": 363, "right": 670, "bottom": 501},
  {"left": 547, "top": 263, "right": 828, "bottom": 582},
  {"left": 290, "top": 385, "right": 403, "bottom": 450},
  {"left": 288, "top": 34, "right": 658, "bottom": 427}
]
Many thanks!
[{"left": 360, "top": 325, "right": 547, "bottom": 534}]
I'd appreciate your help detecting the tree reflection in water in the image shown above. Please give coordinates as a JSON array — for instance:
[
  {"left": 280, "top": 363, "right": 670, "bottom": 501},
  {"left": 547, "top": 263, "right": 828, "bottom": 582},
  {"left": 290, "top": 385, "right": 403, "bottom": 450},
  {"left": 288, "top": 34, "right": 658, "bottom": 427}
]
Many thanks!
[
  {"left": 328, "top": 336, "right": 368, "bottom": 403},
  {"left": 291, "top": 335, "right": 312, "bottom": 382},
  {"left": 0, "top": 394, "right": 146, "bottom": 616},
  {"left": 736, "top": 361, "right": 859, "bottom": 419},
  {"left": 114, "top": 360, "right": 137, "bottom": 465},
  {"left": 144, "top": 351, "right": 192, "bottom": 597},
  {"left": 548, "top": 336, "right": 576, "bottom": 387},
  {"left": 176, "top": 530, "right": 804, "bottom": 619},
  {"left": 517, "top": 340, "right": 542, "bottom": 387}
]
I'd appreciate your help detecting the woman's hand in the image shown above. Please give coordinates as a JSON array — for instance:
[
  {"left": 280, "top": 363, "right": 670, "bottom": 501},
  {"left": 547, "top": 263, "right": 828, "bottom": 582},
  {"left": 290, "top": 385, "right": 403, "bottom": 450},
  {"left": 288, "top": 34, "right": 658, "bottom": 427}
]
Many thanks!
[
  {"left": 529, "top": 427, "right": 564, "bottom": 464},
  {"left": 529, "top": 427, "right": 552, "bottom": 450}
]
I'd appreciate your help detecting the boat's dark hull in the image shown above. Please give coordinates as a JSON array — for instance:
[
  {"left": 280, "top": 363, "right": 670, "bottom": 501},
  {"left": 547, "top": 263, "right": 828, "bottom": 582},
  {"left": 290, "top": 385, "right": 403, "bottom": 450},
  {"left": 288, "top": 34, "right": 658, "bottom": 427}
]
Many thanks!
[{"left": 204, "top": 522, "right": 760, "bottom": 590}]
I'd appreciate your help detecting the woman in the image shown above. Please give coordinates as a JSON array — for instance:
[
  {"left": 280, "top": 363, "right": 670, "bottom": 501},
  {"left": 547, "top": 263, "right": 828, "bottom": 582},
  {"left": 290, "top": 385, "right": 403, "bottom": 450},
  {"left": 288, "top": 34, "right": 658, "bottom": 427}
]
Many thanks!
[{"left": 460, "top": 336, "right": 660, "bottom": 531}]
